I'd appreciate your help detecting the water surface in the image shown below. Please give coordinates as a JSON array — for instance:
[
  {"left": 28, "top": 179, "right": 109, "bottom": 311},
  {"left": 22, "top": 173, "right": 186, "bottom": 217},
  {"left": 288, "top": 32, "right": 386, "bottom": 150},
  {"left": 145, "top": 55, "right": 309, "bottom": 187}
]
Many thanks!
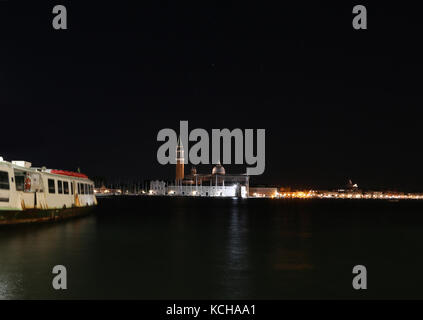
[{"left": 1, "top": 197, "right": 423, "bottom": 299}]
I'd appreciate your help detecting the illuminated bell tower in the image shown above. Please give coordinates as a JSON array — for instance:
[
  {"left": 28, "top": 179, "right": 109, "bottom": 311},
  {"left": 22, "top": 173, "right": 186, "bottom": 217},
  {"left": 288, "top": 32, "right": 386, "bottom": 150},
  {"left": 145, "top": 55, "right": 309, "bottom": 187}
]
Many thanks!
[{"left": 176, "top": 137, "right": 184, "bottom": 184}]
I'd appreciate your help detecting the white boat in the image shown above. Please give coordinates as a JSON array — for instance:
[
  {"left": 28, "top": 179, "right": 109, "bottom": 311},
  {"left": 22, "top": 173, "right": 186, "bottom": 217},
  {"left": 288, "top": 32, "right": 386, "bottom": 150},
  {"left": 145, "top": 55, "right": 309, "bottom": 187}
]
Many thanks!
[{"left": 0, "top": 157, "right": 97, "bottom": 225}]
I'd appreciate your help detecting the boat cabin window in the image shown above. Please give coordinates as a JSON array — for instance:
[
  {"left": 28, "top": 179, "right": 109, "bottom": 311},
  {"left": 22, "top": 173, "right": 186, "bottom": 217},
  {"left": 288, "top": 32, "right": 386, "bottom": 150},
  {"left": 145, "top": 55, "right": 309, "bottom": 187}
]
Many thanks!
[
  {"left": 14, "top": 170, "right": 26, "bottom": 191},
  {"left": 0, "top": 171, "right": 10, "bottom": 190},
  {"left": 64, "top": 181, "right": 69, "bottom": 195},
  {"left": 84, "top": 184, "right": 88, "bottom": 195},
  {"left": 71, "top": 182, "right": 74, "bottom": 195},
  {"left": 80, "top": 183, "right": 84, "bottom": 195},
  {"left": 58, "top": 180, "right": 63, "bottom": 194},
  {"left": 48, "top": 179, "right": 56, "bottom": 194}
]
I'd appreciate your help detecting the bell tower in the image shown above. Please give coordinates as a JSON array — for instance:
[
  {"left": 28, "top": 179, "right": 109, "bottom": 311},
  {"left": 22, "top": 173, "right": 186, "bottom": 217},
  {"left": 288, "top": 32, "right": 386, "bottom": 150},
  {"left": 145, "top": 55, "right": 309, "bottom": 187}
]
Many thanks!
[{"left": 176, "top": 137, "right": 184, "bottom": 184}]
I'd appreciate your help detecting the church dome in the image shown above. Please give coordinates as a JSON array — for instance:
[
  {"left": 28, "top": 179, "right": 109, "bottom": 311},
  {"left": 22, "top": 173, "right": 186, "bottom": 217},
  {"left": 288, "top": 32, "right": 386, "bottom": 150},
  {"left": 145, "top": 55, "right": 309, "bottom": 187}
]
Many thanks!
[{"left": 212, "top": 163, "right": 225, "bottom": 175}]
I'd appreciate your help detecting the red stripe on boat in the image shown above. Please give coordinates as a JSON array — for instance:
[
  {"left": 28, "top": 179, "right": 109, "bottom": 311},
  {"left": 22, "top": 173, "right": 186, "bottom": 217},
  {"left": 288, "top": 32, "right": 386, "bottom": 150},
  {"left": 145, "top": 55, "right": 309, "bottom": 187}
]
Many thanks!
[{"left": 50, "top": 170, "right": 89, "bottom": 179}]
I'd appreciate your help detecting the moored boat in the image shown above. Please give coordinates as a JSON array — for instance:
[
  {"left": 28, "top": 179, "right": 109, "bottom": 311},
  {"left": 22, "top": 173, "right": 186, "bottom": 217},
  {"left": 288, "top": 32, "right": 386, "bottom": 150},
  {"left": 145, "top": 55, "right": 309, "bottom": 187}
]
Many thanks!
[{"left": 0, "top": 157, "right": 97, "bottom": 225}]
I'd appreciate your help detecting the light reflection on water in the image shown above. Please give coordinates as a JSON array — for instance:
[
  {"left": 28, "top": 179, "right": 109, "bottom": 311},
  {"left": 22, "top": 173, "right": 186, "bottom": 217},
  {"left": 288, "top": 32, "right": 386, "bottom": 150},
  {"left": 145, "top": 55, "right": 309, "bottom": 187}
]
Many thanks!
[
  {"left": 0, "top": 272, "right": 23, "bottom": 300},
  {"left": 1, "top": 197, "right": 423, "bottom": 299},
  {"left": 0, "top": 216, "right": 98, "bottom": 299},
  {"left": 222, "top": 201, "right": 250, "bottom": 297}
]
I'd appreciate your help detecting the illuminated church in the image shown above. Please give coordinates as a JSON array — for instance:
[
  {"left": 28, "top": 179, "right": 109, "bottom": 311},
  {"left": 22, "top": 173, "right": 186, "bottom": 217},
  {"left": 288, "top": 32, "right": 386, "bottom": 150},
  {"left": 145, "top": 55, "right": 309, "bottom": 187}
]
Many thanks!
[{"left": 168, "top": 138, "right": 250, "bottom": 198}]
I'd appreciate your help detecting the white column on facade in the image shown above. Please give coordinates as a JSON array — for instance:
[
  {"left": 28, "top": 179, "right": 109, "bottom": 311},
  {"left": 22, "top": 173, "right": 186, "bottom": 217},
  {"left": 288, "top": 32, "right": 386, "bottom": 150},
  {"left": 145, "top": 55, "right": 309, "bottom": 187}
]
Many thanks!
[{"left": 215, "top": 175, "right": 217, "bottom": 195}]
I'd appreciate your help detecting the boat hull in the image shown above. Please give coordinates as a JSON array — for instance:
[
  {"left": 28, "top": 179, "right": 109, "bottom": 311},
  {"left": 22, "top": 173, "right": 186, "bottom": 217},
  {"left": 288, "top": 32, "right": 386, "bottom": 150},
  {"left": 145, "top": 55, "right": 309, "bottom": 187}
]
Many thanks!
[{"left": 0, "top": 206, "right": 95, "bottom": 226}]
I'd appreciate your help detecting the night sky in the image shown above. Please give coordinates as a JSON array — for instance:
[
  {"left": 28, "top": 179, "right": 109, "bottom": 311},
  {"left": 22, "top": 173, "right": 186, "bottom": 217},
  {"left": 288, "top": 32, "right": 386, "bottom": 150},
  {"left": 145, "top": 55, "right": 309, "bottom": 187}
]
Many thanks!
[{"left": 1, "top": 2, "right": 423, "bottom": 191}]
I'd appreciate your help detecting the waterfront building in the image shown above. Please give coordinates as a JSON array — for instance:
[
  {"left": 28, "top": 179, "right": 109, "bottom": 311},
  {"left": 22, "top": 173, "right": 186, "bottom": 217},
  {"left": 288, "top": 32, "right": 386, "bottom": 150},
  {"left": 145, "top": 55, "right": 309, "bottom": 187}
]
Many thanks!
[
  {"left": 166, "top": 138, "right": 250, "bottom": 198},
  {"left": 167, "top": 163, "right": 249, "bottom": 198},
  {"left": 249, "top": 186, "right": 278, "bottom": 198},
  {"left": 150, "top": 180, "right": 167, "bottom": 195}
]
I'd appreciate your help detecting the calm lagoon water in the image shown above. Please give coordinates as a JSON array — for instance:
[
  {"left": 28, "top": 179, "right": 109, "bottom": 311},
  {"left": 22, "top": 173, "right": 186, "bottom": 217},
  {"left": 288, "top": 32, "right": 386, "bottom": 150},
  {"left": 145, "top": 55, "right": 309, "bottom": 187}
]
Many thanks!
[{"left": 1, "top": 196, "right": 423, "bottom": 299}]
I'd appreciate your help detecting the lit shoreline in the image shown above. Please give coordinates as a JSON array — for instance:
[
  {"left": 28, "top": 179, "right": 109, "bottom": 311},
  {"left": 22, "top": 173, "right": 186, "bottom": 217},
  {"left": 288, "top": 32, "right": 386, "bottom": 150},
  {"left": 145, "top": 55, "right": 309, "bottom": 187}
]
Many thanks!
[{"left": 265, "top": 190, "right": 423, "bottom": 200}]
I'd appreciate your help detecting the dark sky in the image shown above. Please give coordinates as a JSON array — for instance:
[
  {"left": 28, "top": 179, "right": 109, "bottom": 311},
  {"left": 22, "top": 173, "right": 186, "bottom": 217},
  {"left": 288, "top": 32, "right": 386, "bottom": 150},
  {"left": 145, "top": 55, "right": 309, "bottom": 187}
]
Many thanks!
[{"left": 1, "top": 1, "right": 423, "bottom": 191}]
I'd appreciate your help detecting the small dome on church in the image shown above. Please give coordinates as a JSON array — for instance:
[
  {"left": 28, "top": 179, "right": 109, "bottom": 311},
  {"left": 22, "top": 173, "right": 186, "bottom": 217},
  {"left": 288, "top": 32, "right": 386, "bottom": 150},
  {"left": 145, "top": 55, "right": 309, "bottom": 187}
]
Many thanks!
[{"left": 212, "top": 163, "right": 225, "bottom": 175}]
